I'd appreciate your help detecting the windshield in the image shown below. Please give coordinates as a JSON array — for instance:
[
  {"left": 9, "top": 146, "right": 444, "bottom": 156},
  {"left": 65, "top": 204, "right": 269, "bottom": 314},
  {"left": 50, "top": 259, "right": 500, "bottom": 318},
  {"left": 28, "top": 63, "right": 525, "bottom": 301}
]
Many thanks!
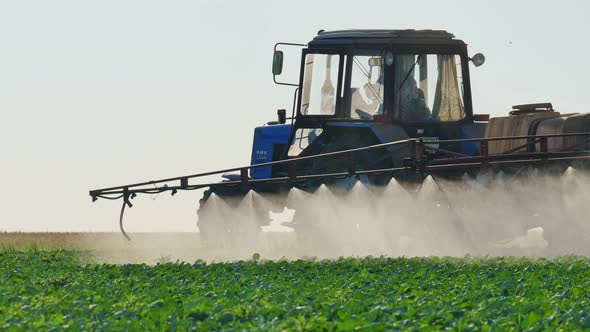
[
  {"left": 394, "top": 54, "right": 465, "bottom": 122},
  {"left": 298, "top": 52, "right": 465, "bottom": 123}
]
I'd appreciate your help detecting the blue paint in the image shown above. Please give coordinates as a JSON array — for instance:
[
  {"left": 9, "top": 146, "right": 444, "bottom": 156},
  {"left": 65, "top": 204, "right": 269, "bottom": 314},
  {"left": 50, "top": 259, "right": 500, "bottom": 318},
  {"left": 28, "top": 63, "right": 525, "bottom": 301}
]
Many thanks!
[
  {"left": 327, "top": 122, "right": 387, "bottom": 143},
  {"left": 250, "top": 124, "right": 292, "bottom": 179},
  {"left": 460, "top": 128, "right": 479, "bottom": 156}
]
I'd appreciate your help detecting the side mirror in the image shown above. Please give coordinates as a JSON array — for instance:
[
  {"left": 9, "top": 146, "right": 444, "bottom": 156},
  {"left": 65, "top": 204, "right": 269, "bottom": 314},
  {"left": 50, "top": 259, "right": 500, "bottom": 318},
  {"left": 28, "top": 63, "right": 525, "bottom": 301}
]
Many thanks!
[
  {"left": 470, "top": 53, "right": 486, "bottom": 67},
  {"left": 272, "top": 50, "right": 284, "bottom": 75}
]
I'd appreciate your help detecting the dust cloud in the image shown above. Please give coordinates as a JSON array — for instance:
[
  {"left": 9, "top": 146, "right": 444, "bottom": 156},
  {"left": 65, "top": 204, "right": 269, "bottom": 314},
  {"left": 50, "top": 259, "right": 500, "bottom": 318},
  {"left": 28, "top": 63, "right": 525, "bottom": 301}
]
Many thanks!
[{"left": 90, "top": 166, "right": 590, "bottom": 263}]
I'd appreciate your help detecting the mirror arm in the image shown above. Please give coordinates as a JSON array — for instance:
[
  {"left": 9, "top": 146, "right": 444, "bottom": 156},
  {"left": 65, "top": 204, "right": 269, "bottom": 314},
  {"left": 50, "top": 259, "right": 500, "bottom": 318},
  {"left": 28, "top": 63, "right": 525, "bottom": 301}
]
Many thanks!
[{"left": 272, "top": 42, "right": 306, "bottom": 87}]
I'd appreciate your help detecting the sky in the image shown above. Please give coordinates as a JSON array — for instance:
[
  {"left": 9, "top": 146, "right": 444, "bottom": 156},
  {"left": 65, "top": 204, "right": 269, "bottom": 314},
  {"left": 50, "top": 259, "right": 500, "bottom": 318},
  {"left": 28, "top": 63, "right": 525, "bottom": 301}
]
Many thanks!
[{"left": 0, "top": 0, "right": 589, "bottom": 232}]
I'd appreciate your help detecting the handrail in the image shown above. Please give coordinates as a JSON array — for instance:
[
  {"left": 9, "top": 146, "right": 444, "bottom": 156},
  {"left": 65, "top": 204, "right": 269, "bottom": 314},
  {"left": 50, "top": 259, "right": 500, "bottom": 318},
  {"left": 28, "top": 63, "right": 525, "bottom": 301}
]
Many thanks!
[{"left": 426, "top": 132, "right": 590, "bottom": 144}]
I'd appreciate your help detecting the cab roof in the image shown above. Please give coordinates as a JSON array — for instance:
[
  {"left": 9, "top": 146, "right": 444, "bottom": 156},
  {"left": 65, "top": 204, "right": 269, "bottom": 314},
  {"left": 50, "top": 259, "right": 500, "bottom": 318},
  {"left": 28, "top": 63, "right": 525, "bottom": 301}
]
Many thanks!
[
  {"left": 308, "top": 29, "right": 465, "bottom": 50},
  {"left": 314, "top": 29, "right": 455, "bottom": 40}
]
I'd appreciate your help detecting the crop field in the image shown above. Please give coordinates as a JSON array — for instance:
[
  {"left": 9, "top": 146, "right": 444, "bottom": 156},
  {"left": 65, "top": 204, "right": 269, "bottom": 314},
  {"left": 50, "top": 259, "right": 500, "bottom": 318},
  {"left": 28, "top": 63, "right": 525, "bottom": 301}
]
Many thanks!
[{"left": 2, "top": 248, "right": 590, "bottom": 330}]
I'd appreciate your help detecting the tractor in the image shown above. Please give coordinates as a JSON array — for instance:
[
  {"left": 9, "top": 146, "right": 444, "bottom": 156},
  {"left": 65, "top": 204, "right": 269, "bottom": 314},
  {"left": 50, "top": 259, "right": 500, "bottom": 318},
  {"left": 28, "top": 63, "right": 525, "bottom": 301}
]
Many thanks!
[{"left": 90, "top": 30, "right": 590, "bottom": 253}]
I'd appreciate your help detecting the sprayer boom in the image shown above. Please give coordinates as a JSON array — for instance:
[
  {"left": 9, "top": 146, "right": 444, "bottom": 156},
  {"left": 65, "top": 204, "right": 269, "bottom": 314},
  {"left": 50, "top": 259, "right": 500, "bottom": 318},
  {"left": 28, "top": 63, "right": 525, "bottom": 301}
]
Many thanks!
[
  {"left": 91, "top": 132, "right": 590, "bottom": 201},
  {"left": 91, "top": 132, "right": 590, "bottom": 240}
]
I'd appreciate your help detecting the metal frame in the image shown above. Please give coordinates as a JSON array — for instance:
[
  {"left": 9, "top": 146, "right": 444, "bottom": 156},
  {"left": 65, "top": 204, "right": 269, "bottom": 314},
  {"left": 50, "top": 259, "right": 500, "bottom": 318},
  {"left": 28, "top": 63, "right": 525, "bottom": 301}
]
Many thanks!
[
  {"left": 272, "top": 42, "right": 306, "bottom": 87},
  {"left": 90, "top": 132, "right": 590, "bottom": 240}
]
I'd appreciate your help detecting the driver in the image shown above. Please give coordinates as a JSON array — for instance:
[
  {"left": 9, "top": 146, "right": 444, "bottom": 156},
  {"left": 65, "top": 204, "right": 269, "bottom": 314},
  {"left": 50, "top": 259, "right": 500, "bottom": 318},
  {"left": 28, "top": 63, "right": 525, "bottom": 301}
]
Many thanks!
[
  {"left": 351, "top": 76, "right": 383, "bottom": 120},
  {"left": 395, "top": 54, "right": 432, "bottom": 122},
  {"left": 397, "top": 77, "right": 431, "bottom": 122}
]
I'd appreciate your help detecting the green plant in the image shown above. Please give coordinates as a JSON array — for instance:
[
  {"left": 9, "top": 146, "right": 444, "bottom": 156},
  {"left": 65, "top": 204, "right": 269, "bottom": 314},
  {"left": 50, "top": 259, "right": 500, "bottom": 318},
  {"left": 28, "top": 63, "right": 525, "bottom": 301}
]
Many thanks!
[{"left": 2, "top": 252, "right": 590, "bottom": 330}]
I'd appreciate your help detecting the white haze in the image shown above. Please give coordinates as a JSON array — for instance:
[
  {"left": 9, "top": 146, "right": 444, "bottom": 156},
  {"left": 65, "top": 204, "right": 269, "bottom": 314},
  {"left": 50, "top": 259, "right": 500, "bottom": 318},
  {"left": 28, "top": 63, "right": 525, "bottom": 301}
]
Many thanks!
[{"left": 90, "top": 167, "right": 590, "bottom": 263}]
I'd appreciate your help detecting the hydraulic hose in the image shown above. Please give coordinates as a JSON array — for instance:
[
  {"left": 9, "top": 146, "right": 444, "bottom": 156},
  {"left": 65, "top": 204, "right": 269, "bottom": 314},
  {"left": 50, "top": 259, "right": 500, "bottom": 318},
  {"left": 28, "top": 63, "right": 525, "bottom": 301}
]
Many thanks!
[{"left": 119, "top": 198, "right": 132, "bottom": 241}]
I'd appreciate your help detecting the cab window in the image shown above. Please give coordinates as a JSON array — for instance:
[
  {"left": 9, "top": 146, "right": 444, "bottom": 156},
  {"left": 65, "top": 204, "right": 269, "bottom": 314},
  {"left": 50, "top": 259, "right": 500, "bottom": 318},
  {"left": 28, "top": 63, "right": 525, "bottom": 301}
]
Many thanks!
[
  {"left": 349, "top": 54, "right": 384, "bottom": 120},
  {"left": 300, "top": 54, "right": 340, "bottom": 116},
  {"left": 394, "top": 54, "right": 465, "bottom": 122}
]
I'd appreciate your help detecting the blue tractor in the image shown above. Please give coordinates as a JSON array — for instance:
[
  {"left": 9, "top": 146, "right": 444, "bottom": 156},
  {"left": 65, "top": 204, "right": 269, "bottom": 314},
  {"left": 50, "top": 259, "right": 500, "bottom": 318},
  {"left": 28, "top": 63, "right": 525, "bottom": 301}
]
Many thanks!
[
  {"left": 197, "top": 29, "right": 488, "bottom": 245},
  {"left": 90, "top": 29, "right": 590, "bottom": 249}
]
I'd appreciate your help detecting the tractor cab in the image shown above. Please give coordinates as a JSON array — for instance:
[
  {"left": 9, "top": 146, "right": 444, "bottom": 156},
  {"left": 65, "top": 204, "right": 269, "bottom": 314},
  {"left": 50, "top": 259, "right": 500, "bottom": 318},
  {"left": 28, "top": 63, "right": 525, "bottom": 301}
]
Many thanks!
[
  {"left": 292, "top": 30, "right": 474, "bottom": 124},
  {"left": 256, "top": 29, "right": 486, "bottom": 179}
]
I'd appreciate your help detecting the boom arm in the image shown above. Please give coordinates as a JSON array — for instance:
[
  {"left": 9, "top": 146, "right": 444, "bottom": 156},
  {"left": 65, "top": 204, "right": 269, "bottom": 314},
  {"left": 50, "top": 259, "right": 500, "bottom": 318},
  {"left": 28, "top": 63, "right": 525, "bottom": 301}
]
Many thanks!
[{"left": 91, "top": 133, "right": 590, "bottom": 240}]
